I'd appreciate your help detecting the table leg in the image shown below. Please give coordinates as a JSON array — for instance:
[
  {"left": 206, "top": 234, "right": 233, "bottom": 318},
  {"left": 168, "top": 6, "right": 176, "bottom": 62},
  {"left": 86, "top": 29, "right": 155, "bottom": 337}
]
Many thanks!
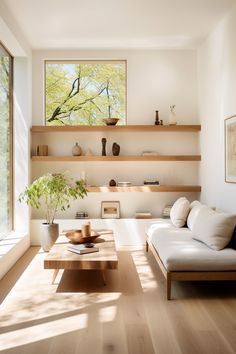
[
  {"left": 101, "top": 270, "right": 106, "bottom": 286},
  {"left": 52, "top": 269, "right": 59, "bottom": 284}
]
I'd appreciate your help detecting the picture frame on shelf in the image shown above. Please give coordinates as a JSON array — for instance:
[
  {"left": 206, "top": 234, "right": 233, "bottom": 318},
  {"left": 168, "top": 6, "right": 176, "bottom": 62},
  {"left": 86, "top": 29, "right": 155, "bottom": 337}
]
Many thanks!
[
  {"left": 101, "top": 201, "right": 120, "bottom": 219},
  {"left": 225, "top": 115, "right": 236, "bottom": 183}
]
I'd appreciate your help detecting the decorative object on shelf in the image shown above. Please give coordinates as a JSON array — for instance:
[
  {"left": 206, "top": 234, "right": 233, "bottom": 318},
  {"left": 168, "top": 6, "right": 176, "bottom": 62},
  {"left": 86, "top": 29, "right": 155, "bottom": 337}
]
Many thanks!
[
  {"left": 101, "top": 201, "right": 120, "bottom": 219},
  {"left": 103, "top": 118, "right": 119, "bottom": 126},
  {"left": 36, "top": 145, "right": 48, "bottom": 156},
  {"left": 109, "top": 179, "right": 117, "bottom": 186},
  {"left": 135, "top": 212, "right": 152, "bottom": 219},
  {"left": 117, "top": 181, "right": 132, "bottom": 187},
  {"left": 65, "top": 229, "right": 100, "bottom": 244},
  {"left": 143, "top": 180, "right": 160, "bottom": 185},
  {"left": 102, "top": 137, "right": 107, "bottom": 156},
  {"left": 160, "top": 120, "right": 163, "bottom": 125},
  {"left": 142, "top": 151, "right": 159, "bottom": 156},
  {"left": 225, "top": 115, "right": 236, "bottom": 183},
  {"left": 112, "top": 142, "right": 120, "bottom": 156},
  {"left": 19, "top": 172, "right": 87, "bottom": 252},
  {"left": 80, "top": 171, "right": 87, "bottom": 186},
  {"left": 162, "top": 204, "right": 173, "bottom": 218},
  {"left": 169, "top": 105, "right": 177, "bottom": 125},
  {"left": 75, "top": 211, "right": 89, "bottom": 219},
  {"left": 85, "top": 148, "right": 94, "bottom": 156},
  {"left": 155, "top": 110, "right": 160, "bottom": 125},
  {"left": 72, "top": 142, "right": 82, "bottom": 156}
]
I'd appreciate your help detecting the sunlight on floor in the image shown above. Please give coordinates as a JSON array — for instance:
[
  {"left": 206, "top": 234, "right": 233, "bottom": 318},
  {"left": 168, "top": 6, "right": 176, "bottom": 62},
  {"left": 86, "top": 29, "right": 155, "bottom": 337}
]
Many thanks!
[
  {"left": 0, "top": 313, "right": 88, "bottom": 351},
  {"left": 131, "top": 249, "right": 158, "bottom": 291},
  {"left": 99, "top": 305, "right": 117, "bottom": 322}
]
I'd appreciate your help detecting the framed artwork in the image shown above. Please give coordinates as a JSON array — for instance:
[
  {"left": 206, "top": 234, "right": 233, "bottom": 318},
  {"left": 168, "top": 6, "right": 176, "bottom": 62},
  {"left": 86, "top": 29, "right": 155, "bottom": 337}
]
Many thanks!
[
  {"left": 225, "top": 115, "right": 236, "bottom": 183},
  {"left": 101, "top": 201, "right": 120, "bottom": 219}
]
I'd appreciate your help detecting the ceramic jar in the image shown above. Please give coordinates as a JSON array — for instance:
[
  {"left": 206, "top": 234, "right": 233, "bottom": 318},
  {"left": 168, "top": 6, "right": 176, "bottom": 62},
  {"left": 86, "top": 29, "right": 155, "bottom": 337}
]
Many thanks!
[{"left": 72, "top": 142, "right": 82, "bottom": 156}]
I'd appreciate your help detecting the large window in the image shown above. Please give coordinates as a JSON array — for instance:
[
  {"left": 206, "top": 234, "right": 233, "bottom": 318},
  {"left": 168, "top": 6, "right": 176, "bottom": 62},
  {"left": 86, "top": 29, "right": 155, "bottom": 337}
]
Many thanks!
[
  {"left": 45, "top": 60, "right": 126, "bottom": 126},
  {"left": 0, "top": 43, "right": 13, "bottom": 238}
]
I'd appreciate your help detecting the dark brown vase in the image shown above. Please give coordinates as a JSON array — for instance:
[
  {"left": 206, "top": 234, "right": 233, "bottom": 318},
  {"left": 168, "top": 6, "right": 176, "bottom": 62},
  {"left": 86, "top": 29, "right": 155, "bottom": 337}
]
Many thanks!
[{"left": 112, "top": 142, "right": 120, "bottom": 156}]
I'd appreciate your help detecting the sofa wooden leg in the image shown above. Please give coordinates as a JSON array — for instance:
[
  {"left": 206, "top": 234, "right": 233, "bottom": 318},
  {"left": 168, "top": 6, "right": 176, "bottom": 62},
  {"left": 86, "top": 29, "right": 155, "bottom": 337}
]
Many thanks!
[
  {"left": 167, "top": 274, "right": 171, "bottom": 300},
  {"left": 146, "top": 241, "right": 149, "bottom": 252}
]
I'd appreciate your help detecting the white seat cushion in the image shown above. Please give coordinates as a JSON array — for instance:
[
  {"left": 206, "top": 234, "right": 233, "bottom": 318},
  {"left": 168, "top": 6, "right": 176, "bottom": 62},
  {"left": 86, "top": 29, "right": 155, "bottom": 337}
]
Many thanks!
[
  {"left": 170, "top": 197, "right": 190, "bottom": 228},
  {"left": 147, "top": 223, "right": 236, "bottom": 271}
]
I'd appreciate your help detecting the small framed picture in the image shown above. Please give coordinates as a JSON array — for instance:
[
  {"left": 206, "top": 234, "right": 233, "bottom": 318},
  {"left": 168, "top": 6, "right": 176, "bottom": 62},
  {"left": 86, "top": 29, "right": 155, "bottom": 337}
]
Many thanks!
[
  {"left": 225, "top": 115, "right": 236, "bottom": 183},
  {"left": 101, "top": 201, "right": 120, "bottom": 219}
]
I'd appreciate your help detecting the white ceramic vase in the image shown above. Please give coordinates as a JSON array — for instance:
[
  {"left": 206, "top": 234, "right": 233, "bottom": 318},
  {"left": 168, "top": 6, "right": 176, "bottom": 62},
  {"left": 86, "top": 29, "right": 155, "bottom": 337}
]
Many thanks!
[
  {"left": 40, "top": 223, "right": 59, "bottom": 252},
  {"left": 168, "top": 111, "right": 177, "bottom": 125}
]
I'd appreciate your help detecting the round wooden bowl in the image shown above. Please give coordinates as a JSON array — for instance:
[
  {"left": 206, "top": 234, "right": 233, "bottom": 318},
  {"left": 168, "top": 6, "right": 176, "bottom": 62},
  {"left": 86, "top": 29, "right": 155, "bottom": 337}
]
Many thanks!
[
  {"left": 103, "top": 118, "right": 119, "bottom": 126},
  {"left": 65, "top": 229, "right": 100, "bottom": 244}
]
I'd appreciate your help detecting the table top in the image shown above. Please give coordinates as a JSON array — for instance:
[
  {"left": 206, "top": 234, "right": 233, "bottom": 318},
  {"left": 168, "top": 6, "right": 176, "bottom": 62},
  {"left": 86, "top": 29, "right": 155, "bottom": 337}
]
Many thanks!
[{"left": 44, "top": 229, "right": 118, "bottom": 270}]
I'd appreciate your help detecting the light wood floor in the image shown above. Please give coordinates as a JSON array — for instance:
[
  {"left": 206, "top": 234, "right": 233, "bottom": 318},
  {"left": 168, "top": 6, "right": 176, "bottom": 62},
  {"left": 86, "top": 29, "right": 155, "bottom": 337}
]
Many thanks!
[{"left": 1, "top": 246, "right": 236, "bottom": 354}]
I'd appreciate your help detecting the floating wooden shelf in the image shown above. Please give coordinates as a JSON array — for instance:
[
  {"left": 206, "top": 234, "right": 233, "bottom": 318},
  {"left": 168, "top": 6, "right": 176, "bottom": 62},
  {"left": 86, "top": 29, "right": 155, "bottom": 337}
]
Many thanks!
[
  {"left": 87, "top": 185, "right": 201, "bottom": 193},
  {"left": 31, "top": 124, "right": 201, "bottom": 133},
  {"left": 31, "top": 155, "right": 201, "bottom": 162}
]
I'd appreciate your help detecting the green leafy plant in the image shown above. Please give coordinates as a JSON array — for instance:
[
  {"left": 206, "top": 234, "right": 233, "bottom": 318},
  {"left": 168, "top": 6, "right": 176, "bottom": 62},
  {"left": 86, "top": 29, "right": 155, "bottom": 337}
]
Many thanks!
[{"left": 19, "top": 173, "right": 87, "bottom": 224}]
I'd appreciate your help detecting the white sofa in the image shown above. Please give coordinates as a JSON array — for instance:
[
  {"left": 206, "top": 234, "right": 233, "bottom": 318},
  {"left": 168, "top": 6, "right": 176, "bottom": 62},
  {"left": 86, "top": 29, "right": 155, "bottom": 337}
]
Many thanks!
[{"left": 146, "top": 200, "right": 236, "bottom": 300}]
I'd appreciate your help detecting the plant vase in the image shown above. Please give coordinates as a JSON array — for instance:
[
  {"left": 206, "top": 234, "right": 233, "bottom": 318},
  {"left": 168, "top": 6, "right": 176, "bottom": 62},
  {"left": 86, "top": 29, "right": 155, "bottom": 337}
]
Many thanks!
[{"left": 40, "top": 223, "right": 59, "bottom": 252}]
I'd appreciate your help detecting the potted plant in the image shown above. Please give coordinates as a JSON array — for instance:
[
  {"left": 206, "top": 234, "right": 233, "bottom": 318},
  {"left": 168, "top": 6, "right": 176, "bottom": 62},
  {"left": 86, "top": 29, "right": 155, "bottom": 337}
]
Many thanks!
[{"left": 19, "top": 172, "right": 87, "bottom": 251}]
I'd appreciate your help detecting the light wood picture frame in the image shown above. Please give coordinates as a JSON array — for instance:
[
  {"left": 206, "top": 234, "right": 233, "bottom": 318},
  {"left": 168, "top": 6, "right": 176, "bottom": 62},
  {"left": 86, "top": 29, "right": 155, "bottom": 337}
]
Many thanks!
[
  {"left": 101, "top": 201, "right": 120, "bottom": 219},
  {"left": 225, "top": 115, "right": 236, "bottom": 183}
]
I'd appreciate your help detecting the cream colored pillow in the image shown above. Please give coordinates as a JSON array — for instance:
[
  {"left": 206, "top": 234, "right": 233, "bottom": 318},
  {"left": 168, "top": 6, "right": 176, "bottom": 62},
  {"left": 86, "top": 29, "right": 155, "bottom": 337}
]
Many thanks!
[
  {"left": 170, "top": 197, "right": 190, "bottom": 228},
  {"left": 192, "top": 206, "right": 236, "bottom": 250},
  {"left": 187, "top": 200, "right": 203, "bottom": 231}
]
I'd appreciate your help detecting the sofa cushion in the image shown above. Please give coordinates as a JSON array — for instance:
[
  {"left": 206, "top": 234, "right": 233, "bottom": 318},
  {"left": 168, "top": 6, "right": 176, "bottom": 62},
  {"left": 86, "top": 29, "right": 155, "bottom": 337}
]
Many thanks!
[
  {"left": 192, "top": 206, "right": 236, "bottom": 251},
  {"left": 170, "top": 197, "right": 190, "bottom": 228},
  {"left": 147, "top": 222, "right": 236, "bottom": 271},
  {"left": 187, "top": 200, "right": 203, "bottom": 231}
]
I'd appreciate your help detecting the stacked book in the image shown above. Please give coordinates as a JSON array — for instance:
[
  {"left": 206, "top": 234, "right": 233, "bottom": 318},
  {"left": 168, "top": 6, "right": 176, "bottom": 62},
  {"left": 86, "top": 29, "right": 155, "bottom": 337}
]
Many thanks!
[
  {"left": 141, "top": 151, "right": 159, "bottom": 156},
  {"left": 117, "top": 181, "right": 132, "bottom": 187},
  {"left": 75, "top": 211, "right": 89, "bottom": 219},
  {"left": 162, "top": 205, "right": 173, "bottom": 218},
  {"left": 143, "top": 180, "right": 160, "bottom": 185},
  {"left": 67, "top": 243, "right": 99, "bottom": 254},
  {"left": 135, "top": 212, "right": 152, "bottom": 219}
]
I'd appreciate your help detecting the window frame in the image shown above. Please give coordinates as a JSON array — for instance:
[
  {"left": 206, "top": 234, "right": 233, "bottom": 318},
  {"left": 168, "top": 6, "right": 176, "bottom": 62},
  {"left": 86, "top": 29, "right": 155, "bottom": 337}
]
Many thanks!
[
  {"left": 44, "top": 59, "right": 127, "bottom": 126},
  {"left": 0, "top": 41, "right": 13, "bottom": 236}
]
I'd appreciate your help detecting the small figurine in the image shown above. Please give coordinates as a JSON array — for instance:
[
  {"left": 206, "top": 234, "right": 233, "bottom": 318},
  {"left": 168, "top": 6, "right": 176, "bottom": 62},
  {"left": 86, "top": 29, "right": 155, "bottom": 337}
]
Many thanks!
[
  {"left": 109, "top": 179, "right": 117, "bottom": 186},
  {"left": 155, "top": 110, "right": 160, "bottom": 125},
  {"left": 112, "top": 142, "right": 120, "bottom": 156},
  {"left": 101, "top": 138, "right": 107, "bottom": 156}
]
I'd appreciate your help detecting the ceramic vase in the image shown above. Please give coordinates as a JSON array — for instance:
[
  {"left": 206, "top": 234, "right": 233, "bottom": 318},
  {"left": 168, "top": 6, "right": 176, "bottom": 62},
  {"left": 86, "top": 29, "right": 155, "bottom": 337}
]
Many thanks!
[
  {"left": 72, "top": 142, "right": 82, "bottom": 156},
  {"left": 40, "top": 223, "right": 59, "bottom": 252}
]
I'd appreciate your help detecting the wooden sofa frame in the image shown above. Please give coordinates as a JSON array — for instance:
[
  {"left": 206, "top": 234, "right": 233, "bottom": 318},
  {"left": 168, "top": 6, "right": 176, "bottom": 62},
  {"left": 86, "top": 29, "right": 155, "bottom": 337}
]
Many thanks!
[{"left": 146, "top": 237, "right": 236, "bottom": 300}]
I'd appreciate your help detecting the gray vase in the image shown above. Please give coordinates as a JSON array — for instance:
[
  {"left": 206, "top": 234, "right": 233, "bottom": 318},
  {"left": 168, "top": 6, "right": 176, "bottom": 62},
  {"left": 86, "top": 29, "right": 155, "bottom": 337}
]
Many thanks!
[{"left": 40, "top": 223, "right": 59, "bottom": 252}]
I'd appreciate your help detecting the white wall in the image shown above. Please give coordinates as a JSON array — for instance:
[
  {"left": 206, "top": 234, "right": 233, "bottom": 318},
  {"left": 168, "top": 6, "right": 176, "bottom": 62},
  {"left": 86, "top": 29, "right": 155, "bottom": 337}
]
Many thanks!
[
  {"left": 33, "top": 49, "right": 198, "bottom": 125},
  {"left": 198, "top": 4, "right": 236, "bottom": 212},
  {"left": 31, "top": 49, "right": 200, "bottom": 222}
]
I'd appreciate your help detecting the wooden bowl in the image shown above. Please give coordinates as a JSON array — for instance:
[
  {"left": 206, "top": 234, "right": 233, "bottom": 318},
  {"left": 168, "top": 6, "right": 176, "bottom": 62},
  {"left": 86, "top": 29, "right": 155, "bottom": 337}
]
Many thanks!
[
  {"left": 103, "top": 118, "right": 119, "bottom": 126},
  {"left": 65, "top": 230, "right": 100, "bottom": 244}
]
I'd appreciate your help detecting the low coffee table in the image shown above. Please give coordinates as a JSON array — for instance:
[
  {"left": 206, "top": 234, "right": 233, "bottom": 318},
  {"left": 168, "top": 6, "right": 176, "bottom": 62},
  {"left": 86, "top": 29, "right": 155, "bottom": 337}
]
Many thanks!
[{"left": 44, "top": 229, "right": 118, "bottom": 284}]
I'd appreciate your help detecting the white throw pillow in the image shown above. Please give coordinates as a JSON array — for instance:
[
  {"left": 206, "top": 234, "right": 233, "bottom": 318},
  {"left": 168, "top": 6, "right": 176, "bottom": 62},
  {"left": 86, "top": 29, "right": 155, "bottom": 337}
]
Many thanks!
[
  {"left": 170, "top": 197, "right": 190, "bottom": 228},
  {"left": 187, "top": 200, "right": 203, "bottom": 231},
  {"left": 192, "top": 206, "right": 236, "bottom": 250}
]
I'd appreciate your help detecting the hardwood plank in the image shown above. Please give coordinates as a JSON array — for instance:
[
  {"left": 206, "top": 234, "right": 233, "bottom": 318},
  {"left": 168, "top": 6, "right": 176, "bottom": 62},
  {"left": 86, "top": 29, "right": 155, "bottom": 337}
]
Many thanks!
[{"left": 1, "top": 246, "right": 236, "bottom": 354}]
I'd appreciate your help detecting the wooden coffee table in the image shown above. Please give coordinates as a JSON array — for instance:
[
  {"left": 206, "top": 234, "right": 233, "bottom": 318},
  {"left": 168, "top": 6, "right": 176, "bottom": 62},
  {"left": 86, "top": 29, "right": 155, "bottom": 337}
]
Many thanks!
[{"left": 44, "top": 229, "right": 118, "bottom": 284}]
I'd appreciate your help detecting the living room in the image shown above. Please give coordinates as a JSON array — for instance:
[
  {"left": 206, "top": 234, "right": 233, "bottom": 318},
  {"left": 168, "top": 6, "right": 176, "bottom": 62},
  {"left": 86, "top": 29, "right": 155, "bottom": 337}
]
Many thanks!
[{"left": 0, "top": 0, "right": 236, "bottom": 353}]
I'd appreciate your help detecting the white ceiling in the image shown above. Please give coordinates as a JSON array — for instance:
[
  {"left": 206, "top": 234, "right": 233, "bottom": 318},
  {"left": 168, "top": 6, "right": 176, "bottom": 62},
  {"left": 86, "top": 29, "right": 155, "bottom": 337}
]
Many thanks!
[{"left": 2, "top": 0, "right": 235, "bottom": 49}]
